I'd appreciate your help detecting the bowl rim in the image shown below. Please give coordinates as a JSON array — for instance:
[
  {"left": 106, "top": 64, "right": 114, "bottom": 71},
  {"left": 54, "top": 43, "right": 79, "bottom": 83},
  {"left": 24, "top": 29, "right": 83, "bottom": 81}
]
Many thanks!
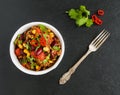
[{"left": 9, "top": 22, "right": 65, "bottom": 75}]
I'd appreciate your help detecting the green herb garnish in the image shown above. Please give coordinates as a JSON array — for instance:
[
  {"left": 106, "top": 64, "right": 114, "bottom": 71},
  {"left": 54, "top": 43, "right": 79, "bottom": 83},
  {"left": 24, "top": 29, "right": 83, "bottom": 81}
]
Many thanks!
[
  {"left": 66, "top": 5, "right": 93, "bottom": 27},
  {"left": 53, "top": 46, "right": 60, "bottom": 51},
  {"left": 39, "top": 24, "right": 47, "bottom": 32}
]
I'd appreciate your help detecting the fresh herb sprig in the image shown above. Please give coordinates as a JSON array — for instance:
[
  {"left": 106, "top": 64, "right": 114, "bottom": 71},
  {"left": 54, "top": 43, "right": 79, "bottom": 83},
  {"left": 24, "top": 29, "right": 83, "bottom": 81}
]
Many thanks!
[{"left": 66, "top": 5, "right": 93, "bottom": 27}]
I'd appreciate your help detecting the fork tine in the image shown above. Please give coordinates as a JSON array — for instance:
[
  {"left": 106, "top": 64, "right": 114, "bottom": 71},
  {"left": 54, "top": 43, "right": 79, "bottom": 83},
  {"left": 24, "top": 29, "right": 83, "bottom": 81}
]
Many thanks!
[
  {"left": 91, "top": 29, "right": 105, "bottom": 44},
  {"left": 96, "top": 32, "right": 110, "bottom": 48},
  {"left": 95, "top": 31, "right": 109, "bottom": 47},
  {"left": 93, "top": 30, "right": 107, "bottom": 46}
]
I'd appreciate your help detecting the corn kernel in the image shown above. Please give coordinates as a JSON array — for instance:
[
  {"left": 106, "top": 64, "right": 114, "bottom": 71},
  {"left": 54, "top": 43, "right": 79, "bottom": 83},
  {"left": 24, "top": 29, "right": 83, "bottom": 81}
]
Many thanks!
[
  {"left": 27, "top": 53, "right": 30, "bottom": 57},
  {"left": 43, "top": 46, "right": 50, "bottom": 52},
  {"left": 49, "top": 60, "right": 53, "bottom": 63},
  {"left": 23, "top": 43, "right": 26, "bottom": 47},
  {"left": 49, "top": 32, "right": 54, "bottom": 38},
  {"left": 32, "top": 30, "right": 36, "bottom": 34},
  {"left": 23, "top": 49, "right": 28, "bottom": 53},
  {"left": 36, "top": 65, "right": 40, "bottom": 71},
  {"left": 18, "top": 44, "right": 23, "bottom": 49},
  {"left": 48, "top": 29, "right": 51, "bottom": 32},
  {"left": 23, "top": 49, "right": 30, "bottom": 57}
]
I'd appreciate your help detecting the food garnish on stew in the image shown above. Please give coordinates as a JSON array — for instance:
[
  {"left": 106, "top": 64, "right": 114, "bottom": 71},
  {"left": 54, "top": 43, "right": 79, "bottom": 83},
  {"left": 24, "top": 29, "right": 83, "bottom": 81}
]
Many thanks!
[{"left": 14, "top": 24, "right": 61, "bottom": 71}]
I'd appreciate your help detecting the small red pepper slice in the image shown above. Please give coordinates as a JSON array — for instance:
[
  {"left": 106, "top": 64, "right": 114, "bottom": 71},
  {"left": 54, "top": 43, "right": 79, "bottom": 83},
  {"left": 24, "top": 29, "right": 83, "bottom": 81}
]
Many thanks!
[
  {"left": 30, "top": 40, "right": 38, "bottom": 47},
  {"left": 92, "top": 15, "right": 98, "bottom": 22},
  {"left": 92, "top": 14, "right": 103, "bottom": 25},
  {"left": 95, "top": 19, "right": 103, "bottom": 25},
  {"left": 98, "top": 9, "right": 104, "bottom": 16}
]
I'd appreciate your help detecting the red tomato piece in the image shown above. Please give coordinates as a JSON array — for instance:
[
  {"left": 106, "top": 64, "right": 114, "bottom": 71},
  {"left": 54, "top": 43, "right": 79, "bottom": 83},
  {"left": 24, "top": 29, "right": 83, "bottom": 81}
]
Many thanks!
[
  {"left": 15, "top": 48, "right": 21, "bottom": 56},
  {"left": 37, "top": 52, "right": 45, "bottom": 61},
  {"left": 35, "top": 27, "right": 42, "bottom": 35},
  {"left": 30, "top": 40, "right": 38, "bottom": 47},
  {"left": 30, "top": 51, "right": 37, "bottom": 58},
  {"left": 40, "top": 37, "right": 46, "bottom": 46}
]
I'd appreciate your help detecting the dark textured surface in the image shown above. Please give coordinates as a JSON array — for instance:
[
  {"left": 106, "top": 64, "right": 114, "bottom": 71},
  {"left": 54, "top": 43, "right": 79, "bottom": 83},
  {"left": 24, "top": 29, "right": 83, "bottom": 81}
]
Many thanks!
[{"left": 0, "top": 0, "right": 120, "bottom": 95}]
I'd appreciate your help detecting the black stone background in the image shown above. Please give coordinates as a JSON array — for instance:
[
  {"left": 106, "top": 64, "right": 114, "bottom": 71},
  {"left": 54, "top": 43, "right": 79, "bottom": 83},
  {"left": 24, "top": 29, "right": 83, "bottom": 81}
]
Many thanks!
[{"left": 0, "top": 0, "right": 120, "bottom": 95}]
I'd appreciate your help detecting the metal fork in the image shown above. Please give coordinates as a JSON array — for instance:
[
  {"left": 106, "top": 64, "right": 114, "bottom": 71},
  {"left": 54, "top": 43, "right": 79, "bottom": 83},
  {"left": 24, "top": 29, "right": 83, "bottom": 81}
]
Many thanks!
[{"left": 59, "top": 29, "right": 110, "bottom": 85}]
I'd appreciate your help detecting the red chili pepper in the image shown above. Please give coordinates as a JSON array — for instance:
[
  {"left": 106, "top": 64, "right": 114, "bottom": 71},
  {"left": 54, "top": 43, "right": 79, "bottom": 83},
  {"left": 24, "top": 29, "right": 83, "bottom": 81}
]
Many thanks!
[
  {"left": 95, "top": 19, "right": 103, "bottom": 25},
  {"left": 98, "top": 9, "right": 104, "bottom": 16},
  {"left": 30, "top": 40, "right": 38, "bottom": 47},
  {"left": 92, "top": 15, "right": 98, "bottom": 22},
  {"left": 92, "top": 14, "right": 103, "bottom": 25},
  {"left": 40, "top": 37, "right": 46, "bottom": 46}
]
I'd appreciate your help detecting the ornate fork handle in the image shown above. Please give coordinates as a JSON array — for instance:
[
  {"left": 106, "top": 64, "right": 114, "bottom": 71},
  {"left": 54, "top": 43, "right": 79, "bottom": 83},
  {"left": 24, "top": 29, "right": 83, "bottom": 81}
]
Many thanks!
[{"left": 59, "top": 50, "right": 91, "bottom": 85}]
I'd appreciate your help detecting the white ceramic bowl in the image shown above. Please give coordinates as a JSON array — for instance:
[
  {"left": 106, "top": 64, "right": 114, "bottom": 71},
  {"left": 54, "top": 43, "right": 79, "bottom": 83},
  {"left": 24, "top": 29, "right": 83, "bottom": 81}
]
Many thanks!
[{"left": 10, "top": 22, "right": 65, "bottom": 75}]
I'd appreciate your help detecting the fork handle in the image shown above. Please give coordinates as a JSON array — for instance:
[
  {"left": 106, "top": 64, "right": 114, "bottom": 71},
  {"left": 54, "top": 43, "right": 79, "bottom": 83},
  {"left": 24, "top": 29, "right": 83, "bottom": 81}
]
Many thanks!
[{"left": 59, "top": 49, "right": 92, "bottom": 85}]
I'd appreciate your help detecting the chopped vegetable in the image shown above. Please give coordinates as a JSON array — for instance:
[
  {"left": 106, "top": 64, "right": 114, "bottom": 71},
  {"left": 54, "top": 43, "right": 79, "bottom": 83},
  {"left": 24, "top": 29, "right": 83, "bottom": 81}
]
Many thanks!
[
  {"left": 53, "top": 46, "right": 60, "bottom": 51},
  {"left": 30, "top": 40, "right": 38, "bottom": 47},
  {"left": 66, "top": 5, "right": 93, "bottom": 27},
  {"left": 98, "top": 9, "right": 104, "bottom": 16},
  {"left": 40, "top": 37, "right": 46, "bottom": 46},
  {"left": 85, "top": 19, "right": 93, "bottom": 27},
  {"left": 15, "top": 48, "right": 21, "bottom": 56},
  {"left": 35, "top": 27, "right": 42, "bottom": 35},
  {"left": 14, "top": 25, "right": 61, "bottom": 71},
  {"left": 92, "top": 14, "right": 103, "bottom": 25},
  {"left": 37, "top": 52, "right": 45, "bottom": 61},
  {"left": 39, "top": 24, "right": 47, "bottom": 32}
]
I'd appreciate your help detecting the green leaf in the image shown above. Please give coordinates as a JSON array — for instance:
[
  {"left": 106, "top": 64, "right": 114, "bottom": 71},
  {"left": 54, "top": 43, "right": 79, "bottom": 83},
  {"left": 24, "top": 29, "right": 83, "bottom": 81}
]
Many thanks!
[
  {"left": 53, "top": 46, "right": 60, "bottom": 51},
  {"left": 66, "top": 5, "right": 92, "bottom": 27},
  {"left": 43, "top": 59, "right": 48, "bottom": 64},
  {"left": 80, "top": 5, "right": 90, "bottom": 16},
  {"left": 39, "top": 24, "right": 47, "bottom": 32},
  {"left": 17, "top": 34, "right": 21, "bottom": 38},
  {"left": 27, "top": 57, "right": 35, "bottom": 64},
  {"left": 86, "top": 19, "right": 93, "bottom": 27},
  {"left": 18, "top": 40, "right": 22, "bottom": 44},
  {"left": 67, "top": 9, "right": 78, "bottom": 20},
  {"left": 30, "top": 62, "right": 36, "bottom": 69},
  {"left": 75, "top": 17, "right": 88, "bottom": 26},
  {"left": 35, "top": 44, "right": 40, "bottom": 51},
  {"left": 25, "top": 42, "right": 30, "bottom": 50}
]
